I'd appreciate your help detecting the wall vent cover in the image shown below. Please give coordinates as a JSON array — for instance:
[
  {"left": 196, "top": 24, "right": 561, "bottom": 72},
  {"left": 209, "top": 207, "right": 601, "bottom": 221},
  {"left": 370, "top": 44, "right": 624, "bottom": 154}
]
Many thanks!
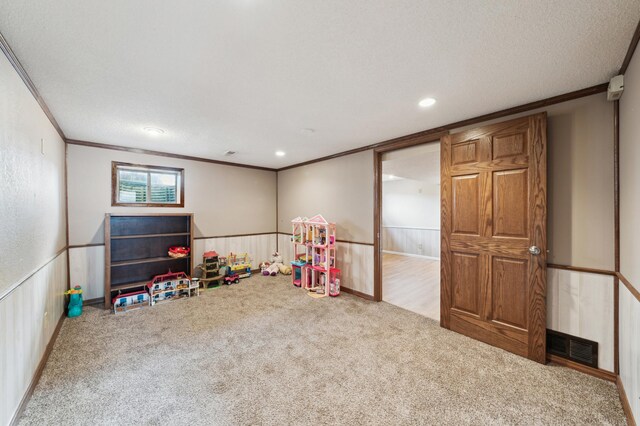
[{"left": 546, "top": 329, "right": 598, "bottom": 368}]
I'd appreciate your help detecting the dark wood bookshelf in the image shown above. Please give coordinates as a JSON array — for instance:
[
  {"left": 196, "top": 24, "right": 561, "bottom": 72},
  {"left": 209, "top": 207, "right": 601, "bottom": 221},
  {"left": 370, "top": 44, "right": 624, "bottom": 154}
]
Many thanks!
[{"left": 104, "top": 213, "right": 194, "bottom": 309}]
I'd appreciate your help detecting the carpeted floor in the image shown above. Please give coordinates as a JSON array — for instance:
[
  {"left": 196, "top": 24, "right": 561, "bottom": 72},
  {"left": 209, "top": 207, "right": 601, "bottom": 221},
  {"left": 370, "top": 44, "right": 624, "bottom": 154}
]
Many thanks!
[{"left": 19, "top": 274, "right": 625, "bottom": 425}]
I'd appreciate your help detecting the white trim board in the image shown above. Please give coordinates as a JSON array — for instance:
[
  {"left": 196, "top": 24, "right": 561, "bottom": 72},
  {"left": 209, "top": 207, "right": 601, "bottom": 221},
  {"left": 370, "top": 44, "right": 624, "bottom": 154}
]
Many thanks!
[{"left": 382, "top": 250, "right": 440, "bottom": 261}]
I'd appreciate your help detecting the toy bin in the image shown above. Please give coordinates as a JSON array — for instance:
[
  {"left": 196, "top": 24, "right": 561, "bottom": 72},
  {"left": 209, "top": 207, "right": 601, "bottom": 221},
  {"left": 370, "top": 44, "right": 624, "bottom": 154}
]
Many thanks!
[{"left": 328, "top": 268, "right": 341, "bottom": 297}]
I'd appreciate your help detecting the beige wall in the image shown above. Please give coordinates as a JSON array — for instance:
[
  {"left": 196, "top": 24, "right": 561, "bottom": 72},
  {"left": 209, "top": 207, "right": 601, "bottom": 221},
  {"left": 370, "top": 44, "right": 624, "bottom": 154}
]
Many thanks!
[
  {"left": 0, "top": 56, "right": 67, "bottom": 297},
  {"left": 67, "top": 144, "right": 277, "bottom": 245},
  {"left": 0, "top": 52, "right": 67, "bottom": 425},
  {"left": 277, "top": 150, "right": 374, "bottom": 244},
  {"left": 619, "top": 41, "right": 640, "bottom": 422}
]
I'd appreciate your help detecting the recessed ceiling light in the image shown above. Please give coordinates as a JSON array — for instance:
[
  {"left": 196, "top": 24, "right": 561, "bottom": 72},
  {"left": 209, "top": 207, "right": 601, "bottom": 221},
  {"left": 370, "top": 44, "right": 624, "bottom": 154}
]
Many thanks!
[
  {"left": 418, "top": 97, "right": 436, "bottom": 108},
  {"left": 143, "top": 127, "right": 165, "bottom": 135},
  {"left": 275, "top": 151, "right": 286, "bottom": 157}
]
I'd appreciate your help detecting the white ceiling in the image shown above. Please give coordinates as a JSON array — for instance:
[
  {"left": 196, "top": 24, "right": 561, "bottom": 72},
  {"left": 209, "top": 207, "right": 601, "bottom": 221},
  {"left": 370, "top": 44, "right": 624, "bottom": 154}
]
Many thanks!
[
  {"left": 383, "top": 142, "right": 440, "bottom": 183},
  {"left": 1, "top": 1, "right": 638, "bottom": 169}
]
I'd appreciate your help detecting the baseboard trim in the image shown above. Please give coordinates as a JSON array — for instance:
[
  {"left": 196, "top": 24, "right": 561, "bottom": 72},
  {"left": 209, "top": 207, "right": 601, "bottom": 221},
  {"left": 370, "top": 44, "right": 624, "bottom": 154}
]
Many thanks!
[
  {"left": 341, "top": 286, "right": 375, "bottom": 301},
  {"left": 9, "top": 312, "right": 65, "bottom": 426},
  {"left": 617, "top": 375, "right": 637, "bottom": 426},
  {"left": 382, "top": 250, "right": 440, "bottom": 260},
  {"left": 83, "top": 297, "right": 103, "bottom": 306},
  {"left": 546, "top": 353, "right": 616, "bottom": 382}
]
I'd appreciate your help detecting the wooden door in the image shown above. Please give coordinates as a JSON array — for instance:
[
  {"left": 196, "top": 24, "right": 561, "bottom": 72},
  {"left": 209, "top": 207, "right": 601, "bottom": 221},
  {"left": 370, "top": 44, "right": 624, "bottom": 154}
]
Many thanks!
[{"left": 440, "top": 113, "right": 547, "bottom": 363}]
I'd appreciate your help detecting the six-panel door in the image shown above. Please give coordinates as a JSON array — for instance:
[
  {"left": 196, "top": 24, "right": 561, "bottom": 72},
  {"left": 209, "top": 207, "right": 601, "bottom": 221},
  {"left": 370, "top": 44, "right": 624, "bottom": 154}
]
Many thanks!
[{"left": 441, "top": 114, "right": 547, "bottom": 363}]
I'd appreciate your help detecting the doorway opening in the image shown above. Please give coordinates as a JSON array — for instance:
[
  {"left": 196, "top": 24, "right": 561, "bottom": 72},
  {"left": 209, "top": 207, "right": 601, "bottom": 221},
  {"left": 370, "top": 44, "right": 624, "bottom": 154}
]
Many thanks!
[{"left": 380, "top": 142, "right": 440, "bottom": 320}]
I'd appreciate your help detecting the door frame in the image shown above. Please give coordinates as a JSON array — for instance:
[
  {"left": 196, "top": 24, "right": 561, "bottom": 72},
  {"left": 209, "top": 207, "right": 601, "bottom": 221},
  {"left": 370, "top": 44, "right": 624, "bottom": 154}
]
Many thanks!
[{"left": 373, "top": 130, "right": 449, "bottom": 303}]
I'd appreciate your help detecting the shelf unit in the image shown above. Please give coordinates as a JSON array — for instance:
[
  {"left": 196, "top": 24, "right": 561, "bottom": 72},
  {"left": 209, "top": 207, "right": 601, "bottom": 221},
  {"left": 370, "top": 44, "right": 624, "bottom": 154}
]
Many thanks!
[{"left": 104, "top": 213, "right": 194, "bottom": 309}]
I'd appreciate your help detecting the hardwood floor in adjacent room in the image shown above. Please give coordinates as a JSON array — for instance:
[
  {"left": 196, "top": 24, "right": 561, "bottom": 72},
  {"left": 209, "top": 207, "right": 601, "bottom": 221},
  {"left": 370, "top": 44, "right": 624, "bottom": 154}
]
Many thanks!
[{"left": 382, "top": 252, "right": 440, "bottom": 321}]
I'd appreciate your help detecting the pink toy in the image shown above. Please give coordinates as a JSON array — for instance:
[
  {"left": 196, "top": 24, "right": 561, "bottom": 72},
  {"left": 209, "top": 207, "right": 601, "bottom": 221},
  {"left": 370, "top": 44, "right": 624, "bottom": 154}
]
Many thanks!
[{"left": 290, "top": 215, "right": 340, "bottom": 298}]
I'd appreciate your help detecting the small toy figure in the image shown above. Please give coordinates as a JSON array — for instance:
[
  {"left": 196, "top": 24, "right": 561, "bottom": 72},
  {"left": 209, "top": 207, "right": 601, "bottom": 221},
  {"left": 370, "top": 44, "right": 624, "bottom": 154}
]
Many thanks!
[
  {"left": 260, "top": 261, "right": 271, "bottom": 275},
  {"left": 65, "top": 285, "right": 83, "bottom": 318}
]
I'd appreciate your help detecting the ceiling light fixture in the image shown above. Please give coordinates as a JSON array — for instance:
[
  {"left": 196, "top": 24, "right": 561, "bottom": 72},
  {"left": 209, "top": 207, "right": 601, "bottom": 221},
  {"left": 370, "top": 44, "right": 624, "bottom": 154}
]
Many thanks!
[
  {"left": 143, "top": 126, "right": 165, "bottom": 135},
  {"left": 275, "top": 151, "right": 286, "bottom": 157},
  {"left": 418, "top": 97, "right": 436, "bottom": 108}
]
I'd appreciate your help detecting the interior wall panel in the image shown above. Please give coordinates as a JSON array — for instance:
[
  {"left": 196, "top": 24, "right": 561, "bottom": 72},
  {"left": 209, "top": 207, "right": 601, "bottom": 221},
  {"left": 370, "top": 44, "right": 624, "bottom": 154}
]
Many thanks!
[
  {"left": 382, "top": 227, "right": 440, "bottom": 258},
  {"left": 67, "top": 144, "right": 277, "bottom": 246},
  {"left": 619, "top": 37, "right": 640, "bottom": 423},
  {"left": 0, "top": 251, "right": 67, "bottom": 426},
  {"left": 619, "top": 284, "right": 640, "bottom": 421},
  {"left": 546, "top": 267, "right": 614, "bottom": 372},
  {"left": 277, "top": 150, "right": 374, "bottom": 244}
]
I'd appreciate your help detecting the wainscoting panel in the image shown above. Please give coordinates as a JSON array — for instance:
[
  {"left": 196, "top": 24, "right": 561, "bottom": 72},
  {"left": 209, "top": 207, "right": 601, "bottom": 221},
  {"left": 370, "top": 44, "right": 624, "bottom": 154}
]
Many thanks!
[
  {"left": 278, "top": 234, "right": 374, "bottom": 297},
  {"left": 0, "top": 250, "right": 67, "bottom": 426},
  {"left": 193, "top": 234, "right": 277, "bottom": 269},
  {"left": 69, "top": 245, "right": 105, "bottom": 302},
  {"left": 619, "top": 283, "right": 640, "bottom": 421},
  {"left": 382, "top": 226, "right": 440, "bottom": 258},
  {"left": 547, "top": 267, "right": 614, "bottom": 372},
  {"left": 278, "top": 233, "right": 294, "bottom": 265}
]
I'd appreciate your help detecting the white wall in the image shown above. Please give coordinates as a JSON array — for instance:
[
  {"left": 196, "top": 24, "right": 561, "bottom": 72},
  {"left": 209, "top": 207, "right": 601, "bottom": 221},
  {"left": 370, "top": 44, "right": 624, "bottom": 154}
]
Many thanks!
[
  {"left": 619, "top": 38, "right": 640, "bottom": 422},
  {"left": 382, "top": 178, "right": 440, "bottom": 257},
  {"left": 382, "top": 178, "right": 440, "bottom": 229},
  {"left": 0, "top": 51, "right": 67, "bottom": 425},
  {"left": 547, "top": 268, "right": 615, "bottom": 372}
]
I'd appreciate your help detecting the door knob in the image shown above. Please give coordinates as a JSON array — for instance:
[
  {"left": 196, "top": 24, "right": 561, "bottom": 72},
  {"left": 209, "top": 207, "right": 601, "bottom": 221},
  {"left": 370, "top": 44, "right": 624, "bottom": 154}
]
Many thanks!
[{"left": 529, "top": 246, "right": 541, "bottom": 255}]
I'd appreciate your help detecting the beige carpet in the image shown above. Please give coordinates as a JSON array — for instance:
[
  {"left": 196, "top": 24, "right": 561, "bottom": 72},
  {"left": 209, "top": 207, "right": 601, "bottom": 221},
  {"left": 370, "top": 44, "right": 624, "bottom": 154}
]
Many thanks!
[{"left": 20, "top": 274, "right": 625, "bottom": 425}]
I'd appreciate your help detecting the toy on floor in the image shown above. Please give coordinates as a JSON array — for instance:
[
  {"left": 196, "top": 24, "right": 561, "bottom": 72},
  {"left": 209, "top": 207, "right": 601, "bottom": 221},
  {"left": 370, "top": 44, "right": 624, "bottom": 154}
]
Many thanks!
[
  {"left": 65, "top": 285, "right": 83, "bottom": 318},
  {"left": 198, "top": 251, "right": 224, "bottom": 289},
  {"left": 259, "top": 261, "right": 271, "bottom": 274},
  {"left": 224, "top": 273, "right": 240, "bottom": 284},
  {"left": 227, "top": 252, "right": 252, "bottom": 278},
  {"left": 112, "top": 290, "right": 149, "bottom": 314},
  {"left": 147, "top": 270, "right": 198, "bottom": 305}
]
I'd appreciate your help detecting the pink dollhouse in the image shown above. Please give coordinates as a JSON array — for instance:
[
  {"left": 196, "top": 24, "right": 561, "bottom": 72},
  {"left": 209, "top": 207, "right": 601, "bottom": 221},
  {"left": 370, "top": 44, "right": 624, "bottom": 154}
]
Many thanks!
[{"left": 290, "top": 215, "right": 341, "bottom": 297}]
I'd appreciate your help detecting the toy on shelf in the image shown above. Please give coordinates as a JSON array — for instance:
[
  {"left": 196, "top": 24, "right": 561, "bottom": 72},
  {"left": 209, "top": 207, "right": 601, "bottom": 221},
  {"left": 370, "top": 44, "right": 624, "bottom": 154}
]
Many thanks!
[
  {"left": 168, "top": 246, "right": 190, "bottom": 258},
  {"left": 147, "top": 270, "right": 198, "bottom": 306},
  {"left": 227, "top": 252, "right": 252, "bottom": 279},
  {"left": 112, "top": 290, "right": 149, "bottom": 314},
  {"left": 290, "top": 215, "right": 341, "bottom": 298},
  {"left": 65, "top": 285, "right": 84, "bottom": 318}
]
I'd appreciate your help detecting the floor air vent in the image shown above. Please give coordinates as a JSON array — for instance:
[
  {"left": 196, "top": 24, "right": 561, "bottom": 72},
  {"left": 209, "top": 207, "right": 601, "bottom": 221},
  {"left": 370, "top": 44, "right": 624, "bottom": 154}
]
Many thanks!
[{"left": 546, "top": 329, "right": 598, "bottom": 368}]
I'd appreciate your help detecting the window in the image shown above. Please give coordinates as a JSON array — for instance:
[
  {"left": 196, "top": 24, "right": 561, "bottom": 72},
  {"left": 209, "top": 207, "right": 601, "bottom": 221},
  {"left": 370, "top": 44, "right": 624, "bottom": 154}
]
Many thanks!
[{"left": 112, "top": 162, "right": 184, "bottom": 207}]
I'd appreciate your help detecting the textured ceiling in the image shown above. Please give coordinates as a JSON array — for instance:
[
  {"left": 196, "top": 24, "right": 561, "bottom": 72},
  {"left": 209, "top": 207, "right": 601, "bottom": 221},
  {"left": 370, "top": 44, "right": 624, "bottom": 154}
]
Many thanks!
[{"left": 1, "top": 1, "right": 638, "bottom": 168}]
